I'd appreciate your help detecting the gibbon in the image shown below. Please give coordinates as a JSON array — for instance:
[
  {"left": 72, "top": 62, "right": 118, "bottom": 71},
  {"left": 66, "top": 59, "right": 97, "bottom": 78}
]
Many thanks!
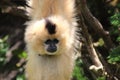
[{"left": 24, "top": 0, "right": 78, "bottom": 80}]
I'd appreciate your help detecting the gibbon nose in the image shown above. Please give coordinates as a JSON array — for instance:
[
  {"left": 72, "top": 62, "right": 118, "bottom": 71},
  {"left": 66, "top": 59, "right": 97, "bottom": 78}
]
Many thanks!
[{"left": 47, "top": 44, "right": 57, "bottom": 53}]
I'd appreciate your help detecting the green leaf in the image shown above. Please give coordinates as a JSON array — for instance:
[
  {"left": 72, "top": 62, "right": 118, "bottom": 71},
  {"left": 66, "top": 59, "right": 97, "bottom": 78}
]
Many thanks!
[
  {"left": 97, "top": 76, "right": 106, "bottom": 80},
  {"left": 116, "top": 36, "right": 120, "bottom": 42},
  {"left": 98, "top": 38, "right": 104, "bottom": 46},
  {"left": 111, "top": 20, "right": 119, "bottom": 26},
  {"left": 18, "top": 51, "right": 27, "bottom": 59},
  {"left": 13, "top": 49, "right": 27, "bottom": 59},
  {"left": 107, "top": 46, "right": 120, "bottom": 64},
  {"left": 16, "top": 74, "right": 25, "bottom": 80},
  {"left": 72, "top": 60, "right": 88, "bottom": 80}
]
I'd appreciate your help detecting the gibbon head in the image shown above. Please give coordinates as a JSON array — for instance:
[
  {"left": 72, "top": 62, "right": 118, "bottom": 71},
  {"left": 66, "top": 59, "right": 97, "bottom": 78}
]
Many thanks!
[{"left": 25, "top": 16, "right": 76, "bottom": 56}]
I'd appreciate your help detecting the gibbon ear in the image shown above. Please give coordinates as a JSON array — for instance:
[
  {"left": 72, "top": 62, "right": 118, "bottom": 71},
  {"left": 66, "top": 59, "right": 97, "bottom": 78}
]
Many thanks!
[{"left": 45, "top": 19, "right": 56, "bottom": 35}]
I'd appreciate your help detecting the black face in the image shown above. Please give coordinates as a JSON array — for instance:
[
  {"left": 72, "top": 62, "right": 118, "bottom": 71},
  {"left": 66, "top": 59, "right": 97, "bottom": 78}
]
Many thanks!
[{"left": 44, "top": 39, "right": 59, "bottom": 53}]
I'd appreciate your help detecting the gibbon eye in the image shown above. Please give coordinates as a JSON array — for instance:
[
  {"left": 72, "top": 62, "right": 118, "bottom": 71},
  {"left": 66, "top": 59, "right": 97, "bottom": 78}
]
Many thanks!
[
  {"left": 45, "top": 39, "right": 51, "bottom": 44},
  {"left": 45, "top": 39, "right": 59, "bottom": 44},
  {"left": 53, "top": 39, "right": 59, "bottom": 44}
]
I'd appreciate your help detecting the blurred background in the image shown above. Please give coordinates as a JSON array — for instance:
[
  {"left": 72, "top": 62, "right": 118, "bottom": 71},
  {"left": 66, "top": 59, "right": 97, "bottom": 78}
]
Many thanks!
[{"left": 0, "top": 0, "right": 120, "bottom": 80}]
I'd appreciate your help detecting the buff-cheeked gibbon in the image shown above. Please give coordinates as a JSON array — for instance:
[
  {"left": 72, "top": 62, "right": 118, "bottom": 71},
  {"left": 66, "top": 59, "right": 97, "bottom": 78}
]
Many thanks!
[{"left": 24, "top": 0, "right": 78, "bottom": 80}]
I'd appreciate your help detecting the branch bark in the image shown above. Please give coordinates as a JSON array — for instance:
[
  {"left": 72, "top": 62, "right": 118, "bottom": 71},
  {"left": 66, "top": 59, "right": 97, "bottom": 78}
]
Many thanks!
[
  {"left": 77, "top": 0, "right": 114, "bottom": 50},
  {"left": 76, "top": 0, "right": 118, "bottom": 79},
  {"left": 0, "top": 0, "right": 28, "bottom": 19},
  {"left": 78, "top": 14, "right": 103, "bottom": 71}
]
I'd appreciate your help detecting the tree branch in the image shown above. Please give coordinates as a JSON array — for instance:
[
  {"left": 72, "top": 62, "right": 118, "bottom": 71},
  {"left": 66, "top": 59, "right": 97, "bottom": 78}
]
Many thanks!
[
  {"left": 78, "top": 14, "right": 103, "bottom": 71},
  {"left": 76, "top": 0, "right": 118, "bottom": 79},
  {"left": 78, "top": 0, "right": 114, "bottom": 50}
]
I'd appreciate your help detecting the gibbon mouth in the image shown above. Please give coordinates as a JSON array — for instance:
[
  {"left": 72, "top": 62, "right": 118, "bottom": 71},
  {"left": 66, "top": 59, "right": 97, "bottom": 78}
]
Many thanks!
[
  {"left": 38, "top": 52, "right": 57, "bottom": 56},
  {"left": 47, "top": 47, "right": 57, "bottom": 53}
]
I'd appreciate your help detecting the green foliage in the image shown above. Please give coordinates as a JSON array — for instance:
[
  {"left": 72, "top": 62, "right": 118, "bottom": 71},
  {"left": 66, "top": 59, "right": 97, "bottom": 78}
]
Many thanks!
[
  {"left": 97, "top": 76, "right": 106, "bottom": 80},
  {"left": 117, "top": 36, "right": 120, "bottom": 42},
  {"left": 73, "top": 59, "right": 88, "bottom": 80},
  {"left": 0, "top": 36, "right": 27, "bottom": 80},
  {"left": 108, "top": 46, "right": 120, "bottom": 64},
  {"left": 108, "top": 2, "right": 120, "bottom": 65},
  {"left": 98, "top": 38, "right": 104, "bottom": 46},
  {"left": 13, "top": 49, "right": 27, "bottom": 59},
  {"left": 110, "top": 13, "right": 120, "bottom": 27},
  {"left": 0, "top": 36, "right": 9, "bottom": 66},
  {"left": 18, "top": 51, "right": 27, "bottom": 59},
  {"left": 16, "top": 74, "right": 26, "bottom": 80},
  {"left": 110, "top": 11, "right": 120, "bottom": 42}
]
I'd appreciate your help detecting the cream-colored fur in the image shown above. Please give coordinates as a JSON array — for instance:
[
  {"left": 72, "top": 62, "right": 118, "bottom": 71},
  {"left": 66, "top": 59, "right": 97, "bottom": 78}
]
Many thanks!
[
  {"left": 25, "top": 0, "right": 77, "bottom": 80},
  {"left": 27, "top": 0, "right": 76, "bottom": 22}
]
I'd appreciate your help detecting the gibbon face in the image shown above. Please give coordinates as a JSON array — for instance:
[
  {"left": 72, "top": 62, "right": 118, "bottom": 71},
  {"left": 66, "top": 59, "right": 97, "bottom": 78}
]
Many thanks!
[{"left": 25, "top": 16, "right": 75, "bottom": 56}]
